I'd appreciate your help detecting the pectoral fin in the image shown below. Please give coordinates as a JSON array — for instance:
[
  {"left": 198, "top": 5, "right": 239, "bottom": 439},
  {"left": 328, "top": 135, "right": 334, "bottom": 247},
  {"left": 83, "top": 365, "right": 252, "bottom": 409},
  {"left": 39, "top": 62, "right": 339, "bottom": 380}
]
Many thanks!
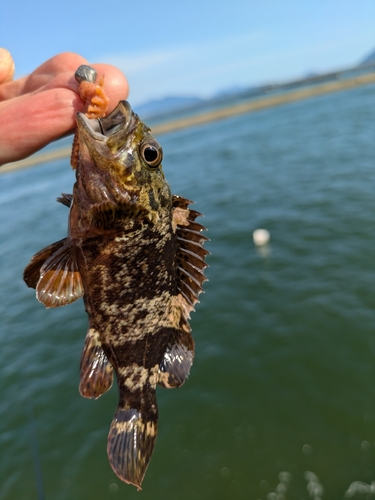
[
  {"left": 36, "top": 242, "right": 83, "bottom": 308},
  {"left": 23, "top": 238, "right": 68, "bottom": 289},
  {"left": 79, "top": 328, "right": 113, "bottom": 399},
  {"left": 56, "top": 193, "right": 73, "bottom": 208}
]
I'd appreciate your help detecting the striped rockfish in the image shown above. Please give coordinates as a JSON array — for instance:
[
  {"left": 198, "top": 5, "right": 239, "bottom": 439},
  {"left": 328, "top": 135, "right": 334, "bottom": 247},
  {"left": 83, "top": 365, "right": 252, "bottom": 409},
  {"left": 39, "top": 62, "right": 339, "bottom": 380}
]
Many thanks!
[{"left": 23, "top": 66, "right": 208, "bottom": 489}]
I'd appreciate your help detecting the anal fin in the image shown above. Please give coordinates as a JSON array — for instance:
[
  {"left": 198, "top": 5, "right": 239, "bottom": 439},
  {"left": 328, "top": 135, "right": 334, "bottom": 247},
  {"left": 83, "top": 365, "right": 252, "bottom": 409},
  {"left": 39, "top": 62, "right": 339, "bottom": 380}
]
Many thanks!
[
  {"left": 158, "top": 325, "right": 195, "bottom": 388},
  {"left": 36, "top": 241, "right": 83, "bottom": 308},
  {"left": 79, "top": 327, "right": 113, "bottom": 399}
]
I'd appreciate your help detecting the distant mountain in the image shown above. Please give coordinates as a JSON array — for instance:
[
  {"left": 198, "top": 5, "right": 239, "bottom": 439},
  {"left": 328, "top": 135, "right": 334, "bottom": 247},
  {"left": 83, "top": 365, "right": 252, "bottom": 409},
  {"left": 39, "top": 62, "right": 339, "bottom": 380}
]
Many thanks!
[
  {"left": 361, "top": 48, "right": 375, "bottom": 65},
  {"left": 213, "top": 85, "right": 246, "bottom": 98},
  {"left": 134, "top": 96, "right": 205, "bottom": 119}
]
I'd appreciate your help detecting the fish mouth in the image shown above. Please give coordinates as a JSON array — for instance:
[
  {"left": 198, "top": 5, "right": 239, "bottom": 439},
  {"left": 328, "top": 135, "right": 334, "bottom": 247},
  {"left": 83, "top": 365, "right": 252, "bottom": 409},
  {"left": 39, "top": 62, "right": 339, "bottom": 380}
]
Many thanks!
[
  {"left": 76, "top": 101, "right": 137, "bottom": 146},
  {"left": 76, "top": 101, "right": 145, "bottom": 210}
]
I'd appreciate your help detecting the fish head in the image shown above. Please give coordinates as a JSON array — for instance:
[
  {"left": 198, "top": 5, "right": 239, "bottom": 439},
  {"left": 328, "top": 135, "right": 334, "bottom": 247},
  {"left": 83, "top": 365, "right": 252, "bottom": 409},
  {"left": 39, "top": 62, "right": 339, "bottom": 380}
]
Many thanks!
[{"left": 75, "top": 101, "right": 171, "bottom": 224}]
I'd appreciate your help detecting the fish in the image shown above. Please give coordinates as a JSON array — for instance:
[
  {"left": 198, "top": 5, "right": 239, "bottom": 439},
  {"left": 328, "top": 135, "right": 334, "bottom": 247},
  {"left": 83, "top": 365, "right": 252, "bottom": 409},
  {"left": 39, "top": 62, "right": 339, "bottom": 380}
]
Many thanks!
[{"left": 23, "top": 66, "right": 208, "bottom": 489}]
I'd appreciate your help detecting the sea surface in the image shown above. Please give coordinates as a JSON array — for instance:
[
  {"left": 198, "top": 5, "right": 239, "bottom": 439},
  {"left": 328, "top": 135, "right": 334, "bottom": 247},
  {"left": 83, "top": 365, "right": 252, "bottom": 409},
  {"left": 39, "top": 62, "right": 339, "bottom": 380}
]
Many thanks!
[{"left": 1, "top": 83, "right": 375, "bottom": 500}]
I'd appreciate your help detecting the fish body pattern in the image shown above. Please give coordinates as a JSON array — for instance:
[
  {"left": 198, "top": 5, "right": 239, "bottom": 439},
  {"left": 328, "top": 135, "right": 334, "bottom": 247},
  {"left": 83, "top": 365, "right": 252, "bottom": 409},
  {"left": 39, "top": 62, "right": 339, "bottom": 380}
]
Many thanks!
[{"left": 24, "top": 97, "right": 208, "bottom": 488}]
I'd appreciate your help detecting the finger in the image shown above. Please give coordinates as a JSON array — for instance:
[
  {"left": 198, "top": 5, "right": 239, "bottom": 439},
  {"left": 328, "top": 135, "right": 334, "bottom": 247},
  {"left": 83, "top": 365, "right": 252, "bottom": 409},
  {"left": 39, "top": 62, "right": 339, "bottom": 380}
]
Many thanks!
[
  {"left": 0, "top": 52, "right": 89, "bottom": 100},
  {"left": 0, "top": 65, "right": 129, "bottom": 166},
  {"left": 0, "top": 58, "right": 129, "bottom": 114},
  {"left": 0, "top": 48, "right": 15, "bottom": 84},
  {"left": 0, "top": 88, "right": 82, "bottom": 166},
  {"left": 31, "top": 62, "right": 129, "bottom": 113},
  {"left": 22, "top": 52, "right": 90, "bottom": 94}
]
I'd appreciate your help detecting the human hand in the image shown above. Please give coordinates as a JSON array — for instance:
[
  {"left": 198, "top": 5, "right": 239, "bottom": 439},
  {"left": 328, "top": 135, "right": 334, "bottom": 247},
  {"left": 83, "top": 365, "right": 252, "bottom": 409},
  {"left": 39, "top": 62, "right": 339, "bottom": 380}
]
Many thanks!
[{"left": 0, "top": 51, "right": 129, "bottom": 166}]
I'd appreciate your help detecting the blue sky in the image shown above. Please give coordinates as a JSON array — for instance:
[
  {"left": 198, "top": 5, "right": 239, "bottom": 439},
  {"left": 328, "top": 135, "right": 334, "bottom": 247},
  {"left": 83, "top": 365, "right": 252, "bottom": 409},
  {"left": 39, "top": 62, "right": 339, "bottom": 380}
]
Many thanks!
[{"left": 2, "top": 1, "right": 375, "bottom": 106}]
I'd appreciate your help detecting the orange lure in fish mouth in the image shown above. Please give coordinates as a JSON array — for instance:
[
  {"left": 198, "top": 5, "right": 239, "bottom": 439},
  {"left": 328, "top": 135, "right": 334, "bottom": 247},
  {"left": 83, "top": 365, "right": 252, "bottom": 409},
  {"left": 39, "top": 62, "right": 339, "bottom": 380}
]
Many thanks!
[
  {"left": 23, "top": 64, "right": 209, "bottom": 490},
  {"left": 77, "top": 100, "right": 135, "bottom": 145}
]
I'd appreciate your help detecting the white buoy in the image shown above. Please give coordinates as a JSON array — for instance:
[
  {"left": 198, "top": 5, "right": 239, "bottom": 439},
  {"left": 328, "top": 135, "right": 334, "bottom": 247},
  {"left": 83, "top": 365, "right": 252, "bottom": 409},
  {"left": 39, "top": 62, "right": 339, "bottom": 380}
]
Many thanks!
[{"left": 253, "top": 228, "right": 270, "bottom": 246}]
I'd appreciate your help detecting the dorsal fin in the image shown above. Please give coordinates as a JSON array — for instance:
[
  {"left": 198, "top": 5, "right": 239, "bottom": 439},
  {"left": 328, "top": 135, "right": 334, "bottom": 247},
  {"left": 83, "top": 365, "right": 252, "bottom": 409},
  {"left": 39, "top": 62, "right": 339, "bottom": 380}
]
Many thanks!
[
  {"left": 23, "top": 238, "right": 68, "bottom": 289},
  {"left": 172, "top": 195, "right": 209, "bottom": 317},
  {"left": 80, "top": 327, "right": 113, "bottom": 399},
  {"left": 36, "top": 241, "right": 84, "bottom": 308}
]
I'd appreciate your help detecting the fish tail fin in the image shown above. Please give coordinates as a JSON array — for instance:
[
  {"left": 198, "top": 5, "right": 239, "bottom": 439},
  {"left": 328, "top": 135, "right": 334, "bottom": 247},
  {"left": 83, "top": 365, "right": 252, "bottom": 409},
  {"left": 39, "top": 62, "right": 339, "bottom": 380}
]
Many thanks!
[{"left": 107, "top": 398, "right": 158, "bottom": 490}]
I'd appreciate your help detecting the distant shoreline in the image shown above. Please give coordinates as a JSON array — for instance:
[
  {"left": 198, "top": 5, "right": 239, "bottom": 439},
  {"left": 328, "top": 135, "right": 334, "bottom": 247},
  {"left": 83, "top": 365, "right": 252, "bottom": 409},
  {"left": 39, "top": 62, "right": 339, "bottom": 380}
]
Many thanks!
[{"left": 2, "top": 71, "right": 375, "bottom": 175}]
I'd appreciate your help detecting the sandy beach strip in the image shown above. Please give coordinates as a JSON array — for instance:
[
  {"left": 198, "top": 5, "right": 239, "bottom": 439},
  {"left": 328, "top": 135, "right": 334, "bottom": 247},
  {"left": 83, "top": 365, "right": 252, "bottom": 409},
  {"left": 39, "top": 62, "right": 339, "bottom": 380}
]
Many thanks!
[{"left": 2, "top": 71, "right": 375, "bottom": 174}]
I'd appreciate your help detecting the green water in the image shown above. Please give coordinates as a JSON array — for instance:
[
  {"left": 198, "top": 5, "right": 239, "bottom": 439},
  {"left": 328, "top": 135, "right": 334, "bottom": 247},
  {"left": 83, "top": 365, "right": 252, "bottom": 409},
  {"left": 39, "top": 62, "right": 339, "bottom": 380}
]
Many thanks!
[{"left": 1, "top": 84, "right": 375, "bottom": 499}]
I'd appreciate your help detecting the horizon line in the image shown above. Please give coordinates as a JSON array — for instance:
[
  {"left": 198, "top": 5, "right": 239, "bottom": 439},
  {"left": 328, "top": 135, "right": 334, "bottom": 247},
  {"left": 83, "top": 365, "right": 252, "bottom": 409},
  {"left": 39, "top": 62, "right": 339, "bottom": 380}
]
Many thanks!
[{"left": 2, "top": 69, "right": 375, "bottom": 175}]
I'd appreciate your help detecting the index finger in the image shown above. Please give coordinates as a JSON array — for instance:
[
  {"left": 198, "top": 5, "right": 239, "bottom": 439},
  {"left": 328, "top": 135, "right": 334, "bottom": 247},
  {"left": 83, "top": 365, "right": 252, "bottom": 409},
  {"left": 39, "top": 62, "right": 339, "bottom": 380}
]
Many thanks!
[{"left": 0, "top": 61, "right": 128, "bottom": 165}]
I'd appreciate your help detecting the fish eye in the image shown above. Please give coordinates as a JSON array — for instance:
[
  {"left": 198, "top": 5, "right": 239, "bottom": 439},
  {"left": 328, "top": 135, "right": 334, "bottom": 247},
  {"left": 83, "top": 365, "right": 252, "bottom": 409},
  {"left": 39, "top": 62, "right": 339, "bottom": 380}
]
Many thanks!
[{"left": 141, "top": 142, "right": 163, "bottom": 168}]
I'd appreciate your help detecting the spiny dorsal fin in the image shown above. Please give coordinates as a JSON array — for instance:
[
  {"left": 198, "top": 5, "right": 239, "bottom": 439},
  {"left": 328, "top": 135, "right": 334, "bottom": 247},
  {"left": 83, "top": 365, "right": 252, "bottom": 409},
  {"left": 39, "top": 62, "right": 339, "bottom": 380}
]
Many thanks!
[
  {"left": 57, "top": 193, "right": 73, "bottom": 208},
  {"left": 172, "top": 195, "right": 209, "bottom": 316},
  {"left": 23, "top": 238, "right": 68, "bottom": 289},
  {"left": 36, "top": 241, "right": 84, "bottom": 308},
  {"left": 79, "top": 327, "right": 113, "bottom": 399}
]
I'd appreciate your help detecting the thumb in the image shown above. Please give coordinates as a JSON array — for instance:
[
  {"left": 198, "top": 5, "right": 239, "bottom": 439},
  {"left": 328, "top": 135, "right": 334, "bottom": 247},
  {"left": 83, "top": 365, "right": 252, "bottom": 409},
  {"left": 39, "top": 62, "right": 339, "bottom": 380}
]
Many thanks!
[{"left": 0, "top": 48, "right": 15, "bottom": 84}]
